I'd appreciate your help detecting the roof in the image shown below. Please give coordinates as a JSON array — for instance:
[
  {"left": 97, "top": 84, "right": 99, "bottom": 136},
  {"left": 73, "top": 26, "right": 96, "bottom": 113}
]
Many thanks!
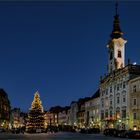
[{"left": 91, "top": 89, "right": 100, "bottom": 99}]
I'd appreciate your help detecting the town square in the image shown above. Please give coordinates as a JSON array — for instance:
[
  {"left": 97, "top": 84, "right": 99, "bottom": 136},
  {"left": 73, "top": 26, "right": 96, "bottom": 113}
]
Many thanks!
[{"left": 0, "top": 1, "right": 140, "bottom": 139}]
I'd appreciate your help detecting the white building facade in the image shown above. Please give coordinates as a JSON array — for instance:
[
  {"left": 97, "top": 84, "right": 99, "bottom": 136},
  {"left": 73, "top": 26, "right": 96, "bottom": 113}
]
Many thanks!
[
  {"left": 58, "top": 109, "right": 69, "bottom": 126},
  {"left": 85, "top": 90, "right": 100, "bottom": 128},
  {"left": 128, "top": 76, "right": 140, "bottom": 130},
  {"left": 99, "top": 6, "right": 140, "bottom": 131},
  {"left": 68, "top": 102, "right": 78, "bottom": 127}
]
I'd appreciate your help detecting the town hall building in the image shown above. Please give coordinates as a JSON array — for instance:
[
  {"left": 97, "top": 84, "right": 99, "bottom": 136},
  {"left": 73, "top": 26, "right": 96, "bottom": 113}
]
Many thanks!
[{"left": 100, "top": 3, "right": 140, "bottom": 130}]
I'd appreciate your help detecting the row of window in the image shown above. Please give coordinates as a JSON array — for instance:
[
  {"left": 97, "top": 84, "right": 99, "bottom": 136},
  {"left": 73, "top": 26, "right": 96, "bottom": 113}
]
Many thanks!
[
  {"left": 116, "top": 95, "right": 126, "bottom": 104},
  {"left": 101, "top": 109, "right": 126, "bottom": 119},
  {"left": 101, "top": 96, "right": 137, "bottom": 107},
  {"left": 115, "top": 98, "right": 137, "bottom": 106},
  {"left": 101, "top": 96, "right": 126, "bottom": 107},
  {"left": 0, "top": 104, "right": 9, "bottom": 111},
  {"left": 101, "top": 83, "right": 126, "bottom": 96},
  {"left": 89, "top": 109, "right": 99, "bottom": 116},
  {"left": 101, "top": 82, "right": 139, "bottom": 97},
  {"left": 85, "top": 101, "right": 98, "bottom": 107}
]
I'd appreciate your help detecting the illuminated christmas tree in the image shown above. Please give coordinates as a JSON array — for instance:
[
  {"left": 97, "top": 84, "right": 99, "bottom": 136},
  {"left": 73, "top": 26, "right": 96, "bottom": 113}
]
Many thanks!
[{"left": 26, "top": 91, "right": 45, "bottom": 133}]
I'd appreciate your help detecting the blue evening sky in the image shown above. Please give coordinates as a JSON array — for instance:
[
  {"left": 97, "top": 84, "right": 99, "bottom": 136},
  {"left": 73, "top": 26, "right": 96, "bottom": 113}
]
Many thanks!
[{"left": 0, "top": 1, "right": 140, "bottom": 112}]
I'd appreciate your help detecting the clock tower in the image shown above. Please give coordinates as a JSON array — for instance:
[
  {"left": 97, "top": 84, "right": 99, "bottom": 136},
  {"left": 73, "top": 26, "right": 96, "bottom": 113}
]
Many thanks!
[{"left": 107, "top": 3, "right": 127, "bottom": 73}]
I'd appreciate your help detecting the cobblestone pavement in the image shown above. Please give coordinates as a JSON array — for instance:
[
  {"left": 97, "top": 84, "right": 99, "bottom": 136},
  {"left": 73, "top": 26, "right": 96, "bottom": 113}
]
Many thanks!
[{"left": 0, "top": 132, "right": 137, "bottom": 140}]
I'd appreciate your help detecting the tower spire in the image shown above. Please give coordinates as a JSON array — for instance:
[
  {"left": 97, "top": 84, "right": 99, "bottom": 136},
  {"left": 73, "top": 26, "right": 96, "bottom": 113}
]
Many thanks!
[
  {"left": 115, "top": 1, "right": 118, "bottom": 15},
  {"left": 107, "top": 2, "right": 127, "bottom": 73},
  {"left": 110, "top": 2, "right": 123, "bottom": 39}
]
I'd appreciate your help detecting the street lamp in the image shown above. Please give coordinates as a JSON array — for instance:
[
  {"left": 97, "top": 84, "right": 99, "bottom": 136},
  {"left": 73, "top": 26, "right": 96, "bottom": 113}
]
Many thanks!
[{"left": 133, "top": 125, "right": 137, "bottom": 131}]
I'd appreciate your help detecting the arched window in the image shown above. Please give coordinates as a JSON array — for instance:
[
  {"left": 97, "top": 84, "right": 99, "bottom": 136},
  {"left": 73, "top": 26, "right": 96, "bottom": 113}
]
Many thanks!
[
  {"left": 116, "top": 107, "right": 120, "bottom": 119},
  {"left": 118, "top": 50, "right": 122, "bottom": 58},
  {"left": 117, "top": 96, "right": 120, "bottom": 104}
]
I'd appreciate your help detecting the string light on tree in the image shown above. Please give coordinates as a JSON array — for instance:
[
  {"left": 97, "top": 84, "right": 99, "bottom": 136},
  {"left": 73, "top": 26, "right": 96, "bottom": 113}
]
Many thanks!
[{"left": 26, "top": 91, "right": 45, "bottom": 133}]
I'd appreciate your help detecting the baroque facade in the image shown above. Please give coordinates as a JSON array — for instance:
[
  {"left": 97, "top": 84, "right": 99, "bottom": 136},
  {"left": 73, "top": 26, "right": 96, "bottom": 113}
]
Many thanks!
[
  {"left": 129, "top": 76, "right": 140, "bottom": 130},
  {"left": 10, "top": 108, "right": 27, "bottom": 129},
  {"left": 68, "top": 101, "right": 78, "bottom": 127},
  {"left": 10, "top": 108, "right": 21, "bottom": 129},
  {"left": 58, "top": 107, "right": 70, "bottom": 126},
  {"left": 99, "top": 5, "right": 140, "bottom": 130},
  {"left": 44, "top": 111, "right": 54, "bottom": 128},
  {"left": 85, "top": 90, "right": 100, "bottom": 128}
]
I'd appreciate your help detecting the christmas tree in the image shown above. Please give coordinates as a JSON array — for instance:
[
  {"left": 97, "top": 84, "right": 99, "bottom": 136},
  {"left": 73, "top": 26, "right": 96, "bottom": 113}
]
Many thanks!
[{"left": 26, "top": 91, "right": 45, "bottom": 133}]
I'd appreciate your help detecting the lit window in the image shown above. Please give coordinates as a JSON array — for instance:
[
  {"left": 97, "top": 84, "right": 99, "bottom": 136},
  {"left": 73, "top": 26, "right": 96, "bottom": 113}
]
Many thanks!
[{"left": 116, "top": 112, "right": 120, "bottom": 119}]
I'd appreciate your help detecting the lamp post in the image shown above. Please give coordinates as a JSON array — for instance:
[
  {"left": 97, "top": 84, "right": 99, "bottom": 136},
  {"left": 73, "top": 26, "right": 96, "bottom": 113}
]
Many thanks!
[
  {"left": 126, "top": 116, "right": 130, "bottom": 130},
  {"left": 133, "top": 125, "right": 137, "bottom": 130},
  {"left": 118, "top": 119, "right": 121, "bottom": 130},
  {"left": 118, "top": 119, "right": 121, "bottom": 123}
]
